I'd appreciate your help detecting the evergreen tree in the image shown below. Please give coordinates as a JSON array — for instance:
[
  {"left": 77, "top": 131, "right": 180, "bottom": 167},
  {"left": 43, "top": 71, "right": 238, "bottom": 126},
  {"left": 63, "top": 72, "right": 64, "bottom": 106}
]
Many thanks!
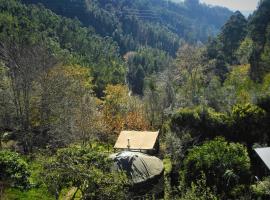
[
  {"left": 218, "top": 11, "right": 247, "bottom": 64},
  {"left": 249, "top": 0, "right": 270, "bottom": 81}
]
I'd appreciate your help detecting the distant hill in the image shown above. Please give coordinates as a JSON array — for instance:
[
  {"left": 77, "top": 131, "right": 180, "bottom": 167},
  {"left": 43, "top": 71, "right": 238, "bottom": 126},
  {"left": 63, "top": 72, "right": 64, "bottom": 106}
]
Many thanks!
[{"left": 22, "top": 0, "right": 233, "bottom": 55}]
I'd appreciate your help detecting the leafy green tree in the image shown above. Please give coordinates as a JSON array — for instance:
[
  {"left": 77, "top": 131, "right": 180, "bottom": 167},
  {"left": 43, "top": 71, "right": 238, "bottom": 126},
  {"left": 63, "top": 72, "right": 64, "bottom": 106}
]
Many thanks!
[
  {"left": 126, "top": 47, "right": 172, "bottom": 96},
  {"left": 232, "top": 103, "right": 267, "bottom": 146},
  {"left": 218, "top": 11, "right": 247, "bottom": 64},
  {"left": 0, "top": 150, "right": 30, "bottom": 195},
  {"left": 259, "top": 24, "right": 270, "bottom": 75},
  {"left": 183, "top": 137, "right": 251, "bottom": 198},
  {"left": 236, "top": 37, "right": 254, "bottom": 64},
  {"left": 175, "top": 44, "right": 205, "bottom": 106},
  {"left": 42, "top": 145, "right": 127, "bottom": 200},
  {"left": 223, "top": 64, "right": 256, "bottom": 105},
  {"left": 22, "top": 0, "right": 232, "bottom": 55},
  {"left": 249, "top": 0, "right": 270, "bottom": 81},
  {"left": 170, "top": 106, "right": 230, "bottom": 140}
]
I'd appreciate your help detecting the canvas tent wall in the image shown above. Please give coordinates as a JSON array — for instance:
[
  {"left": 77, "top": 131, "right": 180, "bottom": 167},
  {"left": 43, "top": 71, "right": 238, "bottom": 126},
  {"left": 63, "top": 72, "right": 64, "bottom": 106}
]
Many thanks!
[{"left": 110, "top": 151, "right": 164, "bottom": 198}]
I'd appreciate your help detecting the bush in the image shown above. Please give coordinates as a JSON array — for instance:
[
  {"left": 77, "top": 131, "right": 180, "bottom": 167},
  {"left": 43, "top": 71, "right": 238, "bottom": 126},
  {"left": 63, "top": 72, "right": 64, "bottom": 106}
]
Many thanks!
[
  {"left": 251, "top": 177, "right": 270, "bottom": 198},
  {"left": 177, "top": 173, "right": 218, "bottom": 200},
  {"left": 0, "top": 150, "right": 30, "bottom": 190},
  {"left": 231, "top": 103, "right": 267, "bottom": 146},
  {"left": 41, "top": 145, "right": 127, "bottom": 200},
  {"left": 183, "top": 137, "right": 251, "bottom": 197},
  {"left": 170, "top": 104, "right": 269, "bottom": 146},
  {"left": 171, "top": 107, "right": 231, "bottom": 140},
  {"left": 256, "top": 94, "right": 270, "bottom": 113}
]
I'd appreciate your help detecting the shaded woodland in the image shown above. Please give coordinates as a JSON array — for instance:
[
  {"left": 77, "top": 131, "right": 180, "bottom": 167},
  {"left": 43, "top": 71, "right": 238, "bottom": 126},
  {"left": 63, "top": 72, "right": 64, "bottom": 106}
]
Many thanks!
[{"left": 1, "top": 0, "right": 270, "bottom": 199}]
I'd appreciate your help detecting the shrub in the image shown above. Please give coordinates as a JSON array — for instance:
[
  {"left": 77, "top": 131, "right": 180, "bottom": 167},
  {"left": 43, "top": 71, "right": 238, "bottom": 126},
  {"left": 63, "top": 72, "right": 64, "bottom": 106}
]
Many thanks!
[
  {"left": 171, "top": 107, "right": 231, "bottom": 140},
  {"left": 183, "top": 137, "right": 251, "bottom": 197},
  {"left": 0, "top": 150, "right": 30, "bottom": 190},
  {"left": 171, "top": 104, "right": 268, "bottom": 145},
  {"left": 231, "top": 103, "right": 267, "bottom": 146},
  {"left": 256, "top": 94, "right": 270, "bottom": 113},
  {"left": 42, "top": 145, "right": 127, "bottom": 200},
  {"left": 177, "top": 173, "right": 218, "bottom": 200},
  {"left": 251, "top": 177, "right": 270, "bottom": 198}
]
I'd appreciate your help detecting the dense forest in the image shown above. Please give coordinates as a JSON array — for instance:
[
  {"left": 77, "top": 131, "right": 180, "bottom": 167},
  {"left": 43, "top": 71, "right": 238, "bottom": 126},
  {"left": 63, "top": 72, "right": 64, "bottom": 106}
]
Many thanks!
[
  {"left": 22, "top": 0, "right": 232, "bottom": 55},
  {"left": 1, "top": 0, "right": 270, "bottom": 199}
]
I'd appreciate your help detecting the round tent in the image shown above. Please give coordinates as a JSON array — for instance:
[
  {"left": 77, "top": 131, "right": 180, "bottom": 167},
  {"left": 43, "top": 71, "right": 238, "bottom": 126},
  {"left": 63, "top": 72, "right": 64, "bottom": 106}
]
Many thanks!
[{"left": 110, "top": 151, "right": 164, "bottom": 197}]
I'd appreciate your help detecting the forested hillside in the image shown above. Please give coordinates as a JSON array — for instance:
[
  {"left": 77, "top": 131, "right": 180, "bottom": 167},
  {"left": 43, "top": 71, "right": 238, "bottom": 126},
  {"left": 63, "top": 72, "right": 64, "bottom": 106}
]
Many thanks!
[
  {"left": 22, "top": 0, "right": 232, "bottom": 55},
  {"left": 1, "top": 0, "right": 270, "bottom": 199}
]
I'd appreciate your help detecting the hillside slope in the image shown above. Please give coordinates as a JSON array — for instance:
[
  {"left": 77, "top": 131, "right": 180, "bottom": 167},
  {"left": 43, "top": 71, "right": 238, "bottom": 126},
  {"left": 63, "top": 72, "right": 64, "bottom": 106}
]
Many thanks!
[{"left": 22, "top": 0, "right": 233, "bottom": 55}]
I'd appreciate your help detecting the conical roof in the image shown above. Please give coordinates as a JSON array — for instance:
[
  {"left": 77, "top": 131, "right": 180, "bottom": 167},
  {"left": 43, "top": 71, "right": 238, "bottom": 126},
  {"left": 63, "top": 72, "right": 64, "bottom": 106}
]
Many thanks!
[{"left": 110, "top": 151, "right": 164, "bottom": 184}]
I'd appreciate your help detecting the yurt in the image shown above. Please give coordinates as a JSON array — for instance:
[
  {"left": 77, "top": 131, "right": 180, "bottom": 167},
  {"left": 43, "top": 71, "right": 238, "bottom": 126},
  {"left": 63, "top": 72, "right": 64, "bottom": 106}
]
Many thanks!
[{"left": 110, "top": 151, "right": 164, "bottom": 198}]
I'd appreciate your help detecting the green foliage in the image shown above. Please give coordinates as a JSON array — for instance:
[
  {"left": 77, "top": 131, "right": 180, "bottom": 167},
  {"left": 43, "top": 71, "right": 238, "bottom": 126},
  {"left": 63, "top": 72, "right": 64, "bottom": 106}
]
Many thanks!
[
  {"left": 0, "top": 150, "right": 30, "bottom": 189},
  {"left": 171, "top": 103, "right": 269, "bottom": 146},
  {"left": 248, "top": 0, "right": 270, "bottom": 81},
  {"left": 42, "top": 145, "right": 127, "bottom": 200},
  {"left": 183, "top": 137, "right": 250, "bottom": 197},
  {"left": 251, "top": 177, "right": 270, "bottom": 198},
  {"left": 259, "top": 24, "right": 270, "bottom": 76},
  {"left": 126, "top": 47, "right": 172, "bottom": 95},
  {"left": 205, "top": 11, "right": 247, "bottom": 70},
  {"left": 223, "top": 64, "right": 257, "bottom": 105},
  {"left": 232, "top": 103, "right": 267, "bottom": 145},
  {"left": 171, "top": 106, "right": 230, "bottom": 139},
  {"left": 3, "top": 187, "right": 53, "bottom": 200},
  {"left": 256, "top": 94, "right": 270, "bottom": 113},
  {"left": 177, "top": 173, "right": 218, "bottom": 200},
  {"left": 218, "top": 11, "right": 247, "bottom": 64},
  {"left": 22, "top": 0, "right": 232, "bottom": 55},
  {"left": 0, "top": 0, "right": 126, "bottom": 97},
  {"left": 175, "top": 44, "right": 207, "bottom": 106},
  {"left": 236, "top": 38, "right": 254, "bottom": 64}
]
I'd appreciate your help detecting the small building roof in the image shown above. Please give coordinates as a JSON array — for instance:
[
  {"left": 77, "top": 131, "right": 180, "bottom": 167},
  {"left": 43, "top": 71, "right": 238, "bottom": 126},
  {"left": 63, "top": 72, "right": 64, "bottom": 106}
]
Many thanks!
[
  {"left": 255, "top": 147, "right": 270, "bottom": 170},
  {"left": 114, "top": 130, "right": 159, "bottom": 150}
]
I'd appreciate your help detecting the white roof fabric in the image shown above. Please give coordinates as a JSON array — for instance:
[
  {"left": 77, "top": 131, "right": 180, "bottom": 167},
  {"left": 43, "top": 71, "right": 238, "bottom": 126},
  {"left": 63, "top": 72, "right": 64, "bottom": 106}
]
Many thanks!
[
  {"left": 114, "top": 130, "right": 159, "bottom": 150},
  {"left": 255, "top": 147, "right": 270, "bottom": 170},
  {"left": 110, "top": 151, "right": 164, "bottom": 184}
]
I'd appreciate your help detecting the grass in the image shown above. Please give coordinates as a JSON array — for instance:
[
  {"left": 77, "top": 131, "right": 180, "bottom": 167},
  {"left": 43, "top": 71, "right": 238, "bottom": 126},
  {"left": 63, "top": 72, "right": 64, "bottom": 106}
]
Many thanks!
[
  {"left": 3, "top": 187, "right": 54, "bottom": 200},
  {"left": 2, "top": 154, "right": 54, "bottom": 200}
]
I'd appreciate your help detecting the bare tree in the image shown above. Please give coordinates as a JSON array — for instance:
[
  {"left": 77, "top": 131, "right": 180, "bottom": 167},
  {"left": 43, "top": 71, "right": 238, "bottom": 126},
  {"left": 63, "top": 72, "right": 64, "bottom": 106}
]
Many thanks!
[{"left": 0, "top": 39, "right": 57, "bottom": 152}]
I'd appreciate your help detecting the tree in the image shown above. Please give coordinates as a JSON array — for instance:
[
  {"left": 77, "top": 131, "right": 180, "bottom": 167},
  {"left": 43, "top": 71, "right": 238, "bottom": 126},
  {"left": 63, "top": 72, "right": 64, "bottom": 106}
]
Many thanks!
[
  {"left": 103, "top": 84, "right": 129, "bottom": 135},
  {"left": 223, "top": 64, "right": 256, "bottom": 105},
  {"left": 0, "top": 150, "right": 30, "bottom": 197},
  {"left": 42, "top": 145, "right": 127, "bottom": 200},
  {"left": 248, "top": 0, "right": 270, "bottom": 81},
  {"left": 103, "top": 84, "right": 150, "bottom": 135},
  {"left": 236, "top": 37, "right": 254, "bottom": 64},
  {"left": 218, "top": 11, "right": 247, "bottom": 64},
  {"left": 41, "top": 64, "right": 96, "bottom": 147},
  {"left": 143, "top": 77, "right": 164, "bottom": 128},
  {"left": 0, "top": 64, "right": 14, "bottom": 131},
  {"left": 232, "top": 103, "right": 267, "bottom": 146},
  {"left": 133, "top": 65, "right": 145, "bottom": 96},
  {"left": 175, "top": 44, "right": 205, "bottom": 106},
  {"left": 0, "top": 39, "right": 57, "bottom": 152},
  {"left": 183, "top": 137, "right": 251, "bottom": 198},
  {"left": 259, "top": 24, "right": 270, "bottom": 77}
]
